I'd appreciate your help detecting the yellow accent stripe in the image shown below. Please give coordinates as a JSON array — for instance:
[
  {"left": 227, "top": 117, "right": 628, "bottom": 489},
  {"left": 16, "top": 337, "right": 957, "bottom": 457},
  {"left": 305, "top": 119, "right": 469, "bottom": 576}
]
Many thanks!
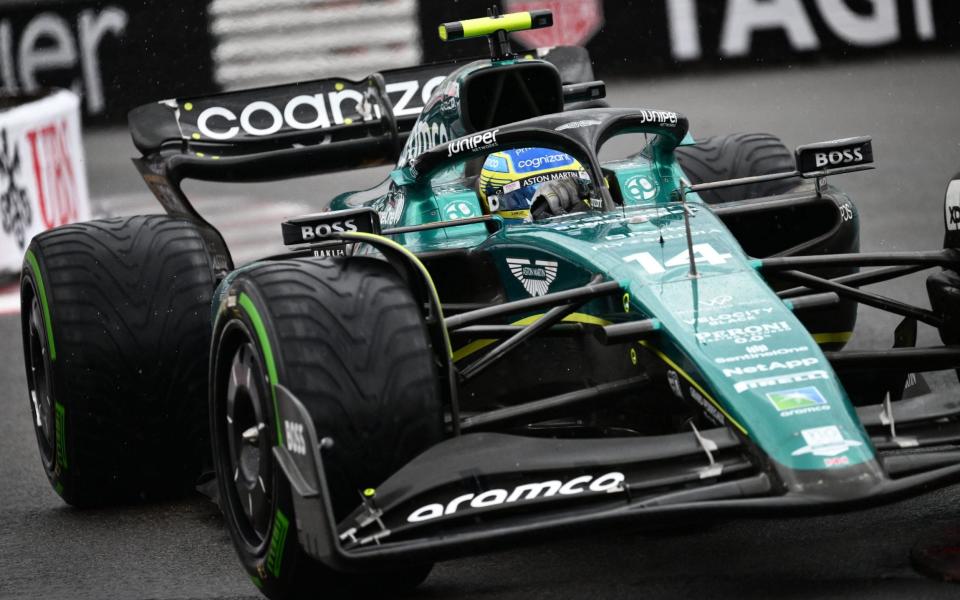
[
  {"left": 498, "top": 209, "right": 530, "bottom": 219},
  {"left": 340, "top": 232, "right": 453, "bottom": 359},
  {"left": 452, "top": 312, "right": 611, "bottom": 362},
  {"left": 453, "top": 338, "right": 497, "bottom": 362},
  {"left": 639, "top": 341, "right": 748, "bottom": 436},
  {"left": 812, "top": 331, "right": 853, "bottom": 344}
]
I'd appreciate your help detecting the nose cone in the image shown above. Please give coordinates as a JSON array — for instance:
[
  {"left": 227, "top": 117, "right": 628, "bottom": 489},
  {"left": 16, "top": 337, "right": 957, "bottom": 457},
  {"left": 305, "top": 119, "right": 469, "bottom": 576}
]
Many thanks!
[{"left": 774, "top": 456, "right": 888, "bottom": 501}]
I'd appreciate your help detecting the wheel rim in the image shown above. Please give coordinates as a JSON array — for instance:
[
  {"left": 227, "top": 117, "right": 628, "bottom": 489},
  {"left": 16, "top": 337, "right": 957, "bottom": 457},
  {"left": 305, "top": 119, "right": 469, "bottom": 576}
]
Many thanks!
[
  {"left": 26, "top": 293, "right": 55, "bottom": 470},
  {"left": 222, "top": 339, "right": 274, "bottom": 548}
]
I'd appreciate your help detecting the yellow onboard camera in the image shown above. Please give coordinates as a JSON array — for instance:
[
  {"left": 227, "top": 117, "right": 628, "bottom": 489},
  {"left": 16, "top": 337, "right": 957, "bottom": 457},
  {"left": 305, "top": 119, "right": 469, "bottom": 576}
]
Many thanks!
[{"left": 439, "top": 7, "right": 553, "bottom": 60}]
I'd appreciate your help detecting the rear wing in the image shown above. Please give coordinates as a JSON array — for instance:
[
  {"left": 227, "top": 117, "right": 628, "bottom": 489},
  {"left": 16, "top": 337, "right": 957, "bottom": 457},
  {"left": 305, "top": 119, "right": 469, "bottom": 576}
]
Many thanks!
[{"left": 128, "top": 47, "right": 601, "bottom": 184}]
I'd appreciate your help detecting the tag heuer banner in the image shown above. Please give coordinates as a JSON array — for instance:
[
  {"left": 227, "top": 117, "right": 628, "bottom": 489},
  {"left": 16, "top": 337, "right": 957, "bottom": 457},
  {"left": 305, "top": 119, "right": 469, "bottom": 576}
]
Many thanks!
[
  {"left": 0, "top": 90, "right": 90, "bottom": 277},
  {"left": 420, "top": 0, "right": 960, "bottom": 74}
]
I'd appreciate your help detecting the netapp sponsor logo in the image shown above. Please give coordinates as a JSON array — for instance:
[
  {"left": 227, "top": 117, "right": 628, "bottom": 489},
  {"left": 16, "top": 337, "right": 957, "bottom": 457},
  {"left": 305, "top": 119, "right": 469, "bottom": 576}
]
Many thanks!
[
  {"left": 696, "top": 321, "right": 791, "bottom": 344},
  {"left": 733, "top": 370, "right": 829, "bottom": 393},
  {"left": 814, "top": 148, "right": 865, "bottom": 169},
  {"left": 723, "top": 357, "right": 818, "bottom": 377},
  {"left": 447, "top": 129, "right": 498, "bottom": 157},
  {"left": 684, "top": 307, "right": 774, "bottom": 327},
  {"left": 406, "top": 472, "right": 625, "bottom": 523},
  {"left": 715, "top": 345, "right": 810, "bottom": 365},
  {"left": 637, "top": 110, "right": 678, "bottom": 126}
]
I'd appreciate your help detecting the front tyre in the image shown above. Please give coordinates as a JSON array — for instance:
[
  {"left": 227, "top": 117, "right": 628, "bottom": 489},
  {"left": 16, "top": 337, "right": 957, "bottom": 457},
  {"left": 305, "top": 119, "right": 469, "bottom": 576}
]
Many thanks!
[{"left": 211, "top": 257, "right": 442, "bottom": 599}]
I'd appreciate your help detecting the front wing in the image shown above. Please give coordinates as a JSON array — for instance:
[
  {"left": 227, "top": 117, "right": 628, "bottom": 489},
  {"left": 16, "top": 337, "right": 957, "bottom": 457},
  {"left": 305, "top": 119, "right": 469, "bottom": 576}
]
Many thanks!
[{"left": 272, "top": 383, "right": 960, "bottom": 572}]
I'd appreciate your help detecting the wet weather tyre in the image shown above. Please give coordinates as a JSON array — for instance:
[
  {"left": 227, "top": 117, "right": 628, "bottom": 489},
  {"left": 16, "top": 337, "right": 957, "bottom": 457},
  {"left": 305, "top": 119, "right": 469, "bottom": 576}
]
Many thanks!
[
  {"left": 674, "top": 132, "right": 799, "bottom": 204},
  {"left": 210, "top": 256, "right": 442, "bottom": 599},
  {"left": 20, "top": 215, "right": 218, "bottom": 507}
]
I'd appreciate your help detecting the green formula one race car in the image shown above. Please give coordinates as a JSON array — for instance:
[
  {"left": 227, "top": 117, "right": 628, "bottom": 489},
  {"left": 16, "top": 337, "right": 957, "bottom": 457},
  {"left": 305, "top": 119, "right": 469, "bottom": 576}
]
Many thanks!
[{"left": 19, "top": 7, "right": 960, "bottom": 599}]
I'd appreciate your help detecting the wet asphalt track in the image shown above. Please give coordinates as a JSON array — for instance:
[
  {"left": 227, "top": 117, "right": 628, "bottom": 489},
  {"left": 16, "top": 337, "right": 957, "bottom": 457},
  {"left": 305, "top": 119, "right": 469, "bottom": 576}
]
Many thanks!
[{"left": 2, "top": 54, "right": 960, "bottom": 600}]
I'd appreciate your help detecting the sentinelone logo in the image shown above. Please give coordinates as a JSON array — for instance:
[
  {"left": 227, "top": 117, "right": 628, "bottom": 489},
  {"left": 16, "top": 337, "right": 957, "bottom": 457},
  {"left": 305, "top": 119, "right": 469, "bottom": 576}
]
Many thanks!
[{"left": 407, "top": 472, "right": 625, "bottom": 523}]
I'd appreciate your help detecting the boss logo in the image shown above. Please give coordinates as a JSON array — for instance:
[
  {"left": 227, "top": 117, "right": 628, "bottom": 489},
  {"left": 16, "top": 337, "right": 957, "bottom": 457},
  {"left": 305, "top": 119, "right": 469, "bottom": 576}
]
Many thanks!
[
  {"left": 299, "top": 219, "right": 358, "bottom": 240},
  {"left": 814, "top": 148, "right": 865, "bottom": 168},
  {"left": 282, "top": 208, "right": 379, "bottom": 246},
  {"left": 797, "top": 137, "right": 873, "bottom": 175},
  {"left": 284, "top": 420, "right": 306, "bottom": 455}
]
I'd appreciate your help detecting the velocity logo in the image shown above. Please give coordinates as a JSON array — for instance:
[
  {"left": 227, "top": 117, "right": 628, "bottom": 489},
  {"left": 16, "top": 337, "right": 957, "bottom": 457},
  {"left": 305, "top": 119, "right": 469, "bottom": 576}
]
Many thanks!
[{"left": 506, "top": 258, "right": 558, "bottom": 297}]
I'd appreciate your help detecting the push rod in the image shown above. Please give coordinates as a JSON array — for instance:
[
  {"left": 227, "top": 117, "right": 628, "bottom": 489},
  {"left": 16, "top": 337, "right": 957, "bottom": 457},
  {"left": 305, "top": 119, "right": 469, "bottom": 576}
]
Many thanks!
[{"left": 460, "top": 375, "right": 650, "bottom": 431}]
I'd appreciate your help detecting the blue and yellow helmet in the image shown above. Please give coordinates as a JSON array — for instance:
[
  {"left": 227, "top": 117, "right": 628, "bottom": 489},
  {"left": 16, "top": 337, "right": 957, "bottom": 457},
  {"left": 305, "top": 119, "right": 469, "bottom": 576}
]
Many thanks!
[{"left": 479, "top": 148, "right": 584, "bottom": 220}]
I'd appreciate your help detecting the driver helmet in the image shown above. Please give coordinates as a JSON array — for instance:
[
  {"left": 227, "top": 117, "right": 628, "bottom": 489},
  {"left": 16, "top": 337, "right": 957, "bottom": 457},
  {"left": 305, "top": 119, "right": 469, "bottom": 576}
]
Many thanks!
[{"left": 478, "top": 148, "right": 585, "bottom": 220}]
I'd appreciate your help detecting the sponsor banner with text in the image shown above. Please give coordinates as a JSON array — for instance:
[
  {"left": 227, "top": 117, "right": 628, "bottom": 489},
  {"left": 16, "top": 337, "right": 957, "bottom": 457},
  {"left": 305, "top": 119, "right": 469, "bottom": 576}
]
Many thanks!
[
  {"left": 0, "top": 90, "right": 90, "bottom": 277},
  {"left": 0, "top": 0, "right": 213, "bottom": 122},
  {"left": 421, "top": 0, "right": 959, "bottom": 75}
]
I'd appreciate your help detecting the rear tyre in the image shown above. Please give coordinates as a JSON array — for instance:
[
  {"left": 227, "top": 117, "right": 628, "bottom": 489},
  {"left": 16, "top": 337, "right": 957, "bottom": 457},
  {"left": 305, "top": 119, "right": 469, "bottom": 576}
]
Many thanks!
[
  {"left": 676, "top": 132, "right": 859, "bottom": 352},
  {"left": 211, "top": 257, "right": 442, "bottom": 599},
  {"left": 674, "top": 132, "right": 800, "bottom": 203},
  {"left": 20, "top": 215, "right": 217, "bottom": 506}
]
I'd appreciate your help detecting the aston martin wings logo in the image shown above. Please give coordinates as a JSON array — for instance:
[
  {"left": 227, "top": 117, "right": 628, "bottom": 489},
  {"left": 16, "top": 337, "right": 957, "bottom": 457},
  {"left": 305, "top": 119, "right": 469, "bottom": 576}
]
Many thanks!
[{"left": 506, "top": 258, "right": 558, "bottom": 297}]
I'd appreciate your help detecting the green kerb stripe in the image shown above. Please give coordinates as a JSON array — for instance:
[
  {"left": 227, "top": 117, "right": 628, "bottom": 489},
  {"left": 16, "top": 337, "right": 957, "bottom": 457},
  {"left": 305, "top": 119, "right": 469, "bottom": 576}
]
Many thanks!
[
  {"left": 25, "top": 250, "right": 56, "bottom": 361},
  {"left": 237, "top": 293, "right": 283, "bottom": 446}
]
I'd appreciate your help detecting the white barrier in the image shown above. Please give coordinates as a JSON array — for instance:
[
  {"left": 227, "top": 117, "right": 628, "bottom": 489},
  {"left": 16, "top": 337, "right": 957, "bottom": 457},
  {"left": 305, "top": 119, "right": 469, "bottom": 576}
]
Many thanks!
[{"left": 0, "top": 89, "right": 90, "bottom": 277}]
